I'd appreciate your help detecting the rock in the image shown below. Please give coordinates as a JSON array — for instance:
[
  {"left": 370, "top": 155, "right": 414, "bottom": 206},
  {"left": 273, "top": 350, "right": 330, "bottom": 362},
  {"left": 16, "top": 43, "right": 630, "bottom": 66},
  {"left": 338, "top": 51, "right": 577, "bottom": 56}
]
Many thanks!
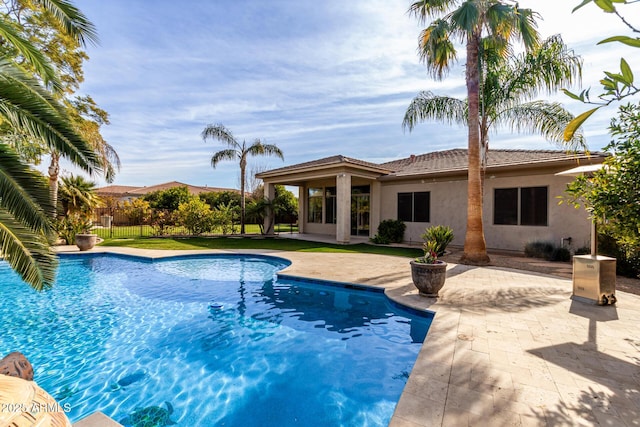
[{"left": 0, "top": 352, "right": 34, "bottom": 381}]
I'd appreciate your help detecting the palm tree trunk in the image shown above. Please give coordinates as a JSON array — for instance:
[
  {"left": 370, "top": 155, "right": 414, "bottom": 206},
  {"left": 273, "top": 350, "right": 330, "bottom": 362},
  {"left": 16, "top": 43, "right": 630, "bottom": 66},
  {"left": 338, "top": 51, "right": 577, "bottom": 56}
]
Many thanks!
[
  {"left": 461, "top": 33, "right": 490, "bottom": 265},
  {"left": 240, "top": 162, "right": 246, "bottom": 235},
  {"left": 48, "top": 152, "right": 60, "bottom": 218}
]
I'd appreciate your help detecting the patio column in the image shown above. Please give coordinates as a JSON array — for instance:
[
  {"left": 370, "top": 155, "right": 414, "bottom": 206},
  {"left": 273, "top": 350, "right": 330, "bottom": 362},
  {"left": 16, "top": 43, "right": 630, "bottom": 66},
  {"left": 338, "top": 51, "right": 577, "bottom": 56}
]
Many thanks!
[
  {"left": 263, "top": 182, "right": 275, "bottom": 235},
  {"left": 336, "top": 173, "right": 351, "bottom": 244},
  {"left": 298, "top": 186, "right": 306, "bottom": 234},
  {"left": 370, "top": 180, "right": 381, "bottom": 239}
]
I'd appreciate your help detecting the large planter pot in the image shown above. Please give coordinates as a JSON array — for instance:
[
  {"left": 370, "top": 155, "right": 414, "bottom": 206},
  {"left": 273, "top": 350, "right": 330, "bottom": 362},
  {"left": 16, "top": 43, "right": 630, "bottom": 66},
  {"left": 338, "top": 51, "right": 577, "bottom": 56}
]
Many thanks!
[
  {"left": 410, "top": 260, "right": 447, "bottom": 297},
  {"left": 75, "top": 233, "right": 97, "bottom": 251}
]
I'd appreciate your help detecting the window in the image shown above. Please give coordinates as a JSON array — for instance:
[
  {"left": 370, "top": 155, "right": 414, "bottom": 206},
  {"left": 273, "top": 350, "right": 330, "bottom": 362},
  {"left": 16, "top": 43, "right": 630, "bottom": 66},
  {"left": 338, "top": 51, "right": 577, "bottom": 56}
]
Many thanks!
[
  {"left": 397, "top": 191, "right": 430, "bottom": 222},
  {"left": 325, "top": 187, "right": 337, "bottom": 224},
  {"left": 521, "top": 187, "right": 548, "bottom": 226},
  {"left": 494, "top": 186, "right": 547, "bottom": 226},
  {"left": 307, "top": 187, "right": 323, "bottom": 223},
  {"left": 494, "top": 188, "right": 518, "bottom": 225}
]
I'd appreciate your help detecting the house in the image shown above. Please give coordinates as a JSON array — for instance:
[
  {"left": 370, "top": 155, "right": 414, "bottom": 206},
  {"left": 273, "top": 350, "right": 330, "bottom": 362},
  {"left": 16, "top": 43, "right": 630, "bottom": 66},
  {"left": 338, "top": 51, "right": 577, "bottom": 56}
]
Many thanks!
[
  {"left": 256, "top": 149, "right": 607, "bottom": 252},
  {"left": 96, "top": 181, "right": 239, "bottom": 202}
]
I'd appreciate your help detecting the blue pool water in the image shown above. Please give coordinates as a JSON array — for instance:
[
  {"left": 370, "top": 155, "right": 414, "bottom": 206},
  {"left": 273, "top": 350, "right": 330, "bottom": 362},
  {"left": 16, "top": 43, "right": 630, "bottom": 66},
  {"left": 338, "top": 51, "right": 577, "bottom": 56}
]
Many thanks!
[{"left": 0, "top": 254, "right": 432, "bottom": 426}]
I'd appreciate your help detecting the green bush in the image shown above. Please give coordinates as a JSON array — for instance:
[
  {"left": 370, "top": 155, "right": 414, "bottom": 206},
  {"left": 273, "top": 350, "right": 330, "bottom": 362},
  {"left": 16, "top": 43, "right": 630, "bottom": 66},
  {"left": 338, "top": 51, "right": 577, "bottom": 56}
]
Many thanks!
[
  {"left": 598, "top": 234, "right": 640, "bottom": 278},
  {"left": 148, "top": 209, "right": 177, "bottom": 236},
  {"left": 524, "top": 241, "right": 555, "bottom": 259},
  {"left": 574, "top": 246, "right": 591, "bottom": 255},
  {"left": 176, "top": 198, "right": 214, "bottom": 235},
  {"left": 550, "top": 247, "right": 571, "bottom": 262},
  {"left": 55, "top": 214, "right": 92, "bottom": 245},
  {"left": 421, "top": 225, "right": 454, "bottom": 256},
  {"left": 371, "top": 219, "right": 406, "bottom": 244},
  {"left": 525, "top": 241, "right": 572, "bottom": 262}
]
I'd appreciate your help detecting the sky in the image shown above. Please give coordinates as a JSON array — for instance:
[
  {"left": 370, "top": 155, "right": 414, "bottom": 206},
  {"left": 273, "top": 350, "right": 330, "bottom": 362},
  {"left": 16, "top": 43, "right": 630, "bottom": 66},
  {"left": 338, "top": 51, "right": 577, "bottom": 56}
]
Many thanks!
[{"left": 67, "top": 0, "right": 638, "bottom": 190}]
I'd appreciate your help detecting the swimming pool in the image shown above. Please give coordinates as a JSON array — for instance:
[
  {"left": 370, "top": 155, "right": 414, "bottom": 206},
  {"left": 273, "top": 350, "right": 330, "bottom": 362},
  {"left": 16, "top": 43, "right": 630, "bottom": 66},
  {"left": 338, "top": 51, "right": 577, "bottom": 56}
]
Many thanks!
[{"left": 0, "top": 253, "right": 432, "bottom": 426}]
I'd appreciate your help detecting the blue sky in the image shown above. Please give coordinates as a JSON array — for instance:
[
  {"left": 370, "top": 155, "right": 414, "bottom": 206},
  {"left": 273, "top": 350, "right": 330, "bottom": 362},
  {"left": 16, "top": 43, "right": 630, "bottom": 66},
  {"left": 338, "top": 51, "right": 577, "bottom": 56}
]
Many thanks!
[{"left": 70, "top": 0, "right": 637, "bottom": 190}]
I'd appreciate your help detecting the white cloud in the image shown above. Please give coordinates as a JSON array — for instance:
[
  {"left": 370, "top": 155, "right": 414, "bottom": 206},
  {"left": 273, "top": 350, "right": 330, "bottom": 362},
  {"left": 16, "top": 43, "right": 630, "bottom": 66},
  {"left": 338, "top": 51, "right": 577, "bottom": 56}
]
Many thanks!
[{"left": 73, "top": 0, "right": 640, "bottom": 188}]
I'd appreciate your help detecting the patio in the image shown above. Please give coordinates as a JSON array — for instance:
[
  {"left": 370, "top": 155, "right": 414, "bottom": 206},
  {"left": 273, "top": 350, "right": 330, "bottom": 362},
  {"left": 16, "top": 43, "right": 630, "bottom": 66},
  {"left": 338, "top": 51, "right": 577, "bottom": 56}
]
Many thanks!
[{"left": 60, "top": 245, "right": 640, "bottom": 427}]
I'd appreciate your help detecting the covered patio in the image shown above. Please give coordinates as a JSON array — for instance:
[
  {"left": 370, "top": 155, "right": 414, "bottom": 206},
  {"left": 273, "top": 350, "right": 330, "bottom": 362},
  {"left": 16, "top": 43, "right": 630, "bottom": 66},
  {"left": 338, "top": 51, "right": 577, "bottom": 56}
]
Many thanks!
[{"left": 257, "top": 155, "right": 391, "bottom": 244}]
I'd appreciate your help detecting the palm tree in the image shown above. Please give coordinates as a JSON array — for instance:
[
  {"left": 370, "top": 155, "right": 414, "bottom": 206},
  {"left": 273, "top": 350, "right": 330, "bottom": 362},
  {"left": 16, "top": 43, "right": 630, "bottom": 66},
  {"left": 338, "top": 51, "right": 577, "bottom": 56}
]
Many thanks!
[
  {"left": 408, "top": 0, "right": 541, "bottom": 265},
  {"left": 0, "top": 1, "right": 102, "bottom": 290},
  {"left": 0, "top": 61, "right": 102, "bottom": 290},
  {"left": 404, "top": 34, "right": 585, "bottom": 175},
  {"left": 59, "top": 174, "right": 99, "bottom": 217},
  {"left": 201, "top": 124, "right": 284, "bottom": 235}
]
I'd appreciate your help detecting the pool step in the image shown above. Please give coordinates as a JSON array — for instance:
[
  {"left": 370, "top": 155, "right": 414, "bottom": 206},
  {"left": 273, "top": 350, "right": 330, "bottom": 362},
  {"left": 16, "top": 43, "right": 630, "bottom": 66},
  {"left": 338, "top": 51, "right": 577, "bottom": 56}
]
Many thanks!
[{"left": 73, "top": 411, "right": 123, "bottom": 427}]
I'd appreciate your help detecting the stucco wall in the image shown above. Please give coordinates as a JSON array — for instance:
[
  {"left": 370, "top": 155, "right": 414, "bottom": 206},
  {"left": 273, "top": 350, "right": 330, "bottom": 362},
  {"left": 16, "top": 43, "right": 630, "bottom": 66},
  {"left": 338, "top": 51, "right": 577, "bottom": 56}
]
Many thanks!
[{"left": 380, "top": 172, "right": 591, "bottom": 252}]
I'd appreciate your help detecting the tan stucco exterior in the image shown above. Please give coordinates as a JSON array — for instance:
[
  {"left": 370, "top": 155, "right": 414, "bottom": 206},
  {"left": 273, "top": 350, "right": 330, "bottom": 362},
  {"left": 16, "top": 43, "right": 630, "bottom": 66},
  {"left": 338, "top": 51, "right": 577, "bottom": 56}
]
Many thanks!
[
  {"left": 257, "top": 151, "right": 604, "bottom": 254},
  {"left": 379, "top": 168, "right": 592, "bottom": 251}
]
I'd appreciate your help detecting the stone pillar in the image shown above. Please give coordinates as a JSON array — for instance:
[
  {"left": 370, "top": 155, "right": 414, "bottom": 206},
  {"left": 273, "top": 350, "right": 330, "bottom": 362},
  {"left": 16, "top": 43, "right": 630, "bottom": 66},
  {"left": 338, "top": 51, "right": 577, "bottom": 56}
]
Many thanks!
[
  {"left": 370, "top": 180, "right": 381, "bottom": 239},
  {"left": 263, "top": 182, "right": 276, "bottom": 235},
  {"left": 298, "top": 186, "right": 306, "bottom": 234},
  {"left": 336, "top": 173, "right": 351, "bottom": 244}
]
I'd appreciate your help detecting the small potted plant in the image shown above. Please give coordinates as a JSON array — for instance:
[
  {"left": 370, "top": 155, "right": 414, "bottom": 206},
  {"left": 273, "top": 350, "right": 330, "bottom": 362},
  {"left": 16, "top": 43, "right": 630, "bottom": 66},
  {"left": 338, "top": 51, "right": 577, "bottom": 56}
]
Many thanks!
[{"left": 409, "top": 225, "right": 454, "bottom": 297}]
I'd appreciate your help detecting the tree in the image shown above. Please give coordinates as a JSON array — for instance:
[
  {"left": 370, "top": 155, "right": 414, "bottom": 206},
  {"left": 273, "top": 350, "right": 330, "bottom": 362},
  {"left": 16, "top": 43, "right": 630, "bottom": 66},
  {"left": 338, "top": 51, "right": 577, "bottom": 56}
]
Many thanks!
[
  {"left": 404, "top": 35, "right": 585, "bottom": 175},
  {"left": 0, "top": 0, "right": 119, "bottom": 217},
  {"left": 247, "top": 185, "right": 298, "bottom": 233},
  {"left": 199, "top": 190, "right": 241, "bottom": 211},
  {"left": 565, "top": 103, "right": 640, "bottom": 262},
  {"left": 563, "top": 0, "right": 640, "bottom": 141},
  {"left": 0, "top": 63, "right": 102, "bottom": 290},
  {"left": 408, "top": 0, "right": 541, "bottom": 265},
  {"left": 143, "top": 186, "right": 192, "bottom": 211},
  {"left": 0, "top": 0, "right": 103, "bottom": 290},
  {"left": 201, "top": 124, "right": 284, "bottom": 234},
  {"left": 59, "top": 174, "right": 99, "bottom": 216}
]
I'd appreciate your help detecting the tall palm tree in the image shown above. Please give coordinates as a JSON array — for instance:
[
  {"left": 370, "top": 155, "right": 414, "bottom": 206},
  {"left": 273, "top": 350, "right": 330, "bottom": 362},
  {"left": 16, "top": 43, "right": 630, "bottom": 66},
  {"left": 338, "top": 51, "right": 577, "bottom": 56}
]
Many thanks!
[
  {"left": 404, "top": 34, "right": 585, "bottom": 173},
  {"left": 201, "top": 124, "right": 284, "bottom": 235},
  {"left": 408, "top": 0, "right": 541, "bottom": 265}
]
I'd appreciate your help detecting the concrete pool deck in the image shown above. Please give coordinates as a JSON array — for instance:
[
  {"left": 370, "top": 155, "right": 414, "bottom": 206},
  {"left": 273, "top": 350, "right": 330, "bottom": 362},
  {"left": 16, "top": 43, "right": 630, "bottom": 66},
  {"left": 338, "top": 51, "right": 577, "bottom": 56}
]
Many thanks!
[{"left": 57, "top": 245, "right": 640, "bottom": 427}]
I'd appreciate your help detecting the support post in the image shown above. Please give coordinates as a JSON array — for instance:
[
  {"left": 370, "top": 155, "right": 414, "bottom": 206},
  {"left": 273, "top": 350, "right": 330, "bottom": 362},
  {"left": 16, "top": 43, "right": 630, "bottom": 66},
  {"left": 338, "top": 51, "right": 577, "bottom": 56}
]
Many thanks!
[{"left": 336, "top": 173, "right": 351, "bottom": 244}]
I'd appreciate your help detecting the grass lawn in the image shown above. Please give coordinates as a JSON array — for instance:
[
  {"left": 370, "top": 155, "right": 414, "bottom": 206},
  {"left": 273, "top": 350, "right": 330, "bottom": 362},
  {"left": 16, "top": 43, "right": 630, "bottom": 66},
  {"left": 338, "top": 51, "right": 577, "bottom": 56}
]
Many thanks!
[
  {"left": 94, "top": 223, "right": 298, "bottom": 239},
  {"left": 99, "top": 236, "right": 422, "bottom": 258}
]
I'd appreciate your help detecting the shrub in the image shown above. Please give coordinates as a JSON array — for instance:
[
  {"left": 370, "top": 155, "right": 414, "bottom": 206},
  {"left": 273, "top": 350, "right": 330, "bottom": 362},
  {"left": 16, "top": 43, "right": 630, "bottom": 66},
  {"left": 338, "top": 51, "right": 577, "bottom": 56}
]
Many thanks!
[
  {"left": 574, "top": 246, "right": 591, "bottom": 255},
  {"left": 421, "top": 225, "right": 454, "bottom": 256},
  {"left": 371, "top": 219, "right": 406, "bottom": 244},
  {"left": 121, "top": 198, "right": 150, "bottom": 225},
  {"left": 176, "top": 198, "right": 214, "bottom": 235},
  {"left": 212, "top": 202, "right": 236, "bottom": 235},
  {"left": 525, "top": 241, "right": 572, "bottom": 262},
  {"left": 550, "top": 247, "right": 571, "bottom": 262},
  {"left": 148, "top": 209, "right": 177, "bottom": 236},
  {"left": 55, "top": 214, "right": 92, "bottom": 245},
  {"left": 598, "top": 234, "right": 640, "bottom": 278},
  {"left": 524, "top": 241, "right": 555, "bottom": 259}
]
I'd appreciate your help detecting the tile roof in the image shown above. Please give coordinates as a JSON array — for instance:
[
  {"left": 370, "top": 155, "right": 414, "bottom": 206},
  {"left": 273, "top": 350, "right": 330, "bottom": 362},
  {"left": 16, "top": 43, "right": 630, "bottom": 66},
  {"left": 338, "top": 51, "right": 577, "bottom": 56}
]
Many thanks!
[
  {"left": 259, "top": 149, "right": 606, "bottom": 181},
  {"left": 380, "top": 149, "right": 606, "bottom": 178},
  {"left": 96, "top": 181, "right": 238, "bottom": 197},
  {"left": 257, "top": 155, "right": 392, "bottom": 176}
]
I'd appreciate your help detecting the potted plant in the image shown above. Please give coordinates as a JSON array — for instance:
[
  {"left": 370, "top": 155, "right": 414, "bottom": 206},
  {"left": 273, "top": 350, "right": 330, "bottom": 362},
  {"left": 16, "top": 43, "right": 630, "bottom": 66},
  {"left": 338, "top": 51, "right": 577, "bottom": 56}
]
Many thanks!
[
  {"left": 74, "top": 229, "right": 98, "bottom": 251},
  {"left": 410, "top": 225, "right": 454, "bottom": 297},
  {"left": 56, "top": 214, "right": 97, "bottom": 251}
]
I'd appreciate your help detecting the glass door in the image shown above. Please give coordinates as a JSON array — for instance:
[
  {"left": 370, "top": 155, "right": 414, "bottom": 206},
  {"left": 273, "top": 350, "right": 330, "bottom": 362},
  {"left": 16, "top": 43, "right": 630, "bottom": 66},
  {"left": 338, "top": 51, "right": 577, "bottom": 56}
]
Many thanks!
[{"left": 351, "top": 185, "right": 370, "bottom": 236}]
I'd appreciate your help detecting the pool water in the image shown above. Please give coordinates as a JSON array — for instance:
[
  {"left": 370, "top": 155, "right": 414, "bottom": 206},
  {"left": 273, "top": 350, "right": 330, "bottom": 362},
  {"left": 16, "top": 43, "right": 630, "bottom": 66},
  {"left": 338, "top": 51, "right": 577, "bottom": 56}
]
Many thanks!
[{"left": 0, "top": 254, "right": 432, "bottom": 426}]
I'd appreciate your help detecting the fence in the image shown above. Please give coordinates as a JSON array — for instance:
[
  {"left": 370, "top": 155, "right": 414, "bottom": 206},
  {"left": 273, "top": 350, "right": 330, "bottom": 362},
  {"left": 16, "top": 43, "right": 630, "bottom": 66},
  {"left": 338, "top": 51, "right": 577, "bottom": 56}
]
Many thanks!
[{"left": 91, "top": 207, "right": 298, "bottom": 239}]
